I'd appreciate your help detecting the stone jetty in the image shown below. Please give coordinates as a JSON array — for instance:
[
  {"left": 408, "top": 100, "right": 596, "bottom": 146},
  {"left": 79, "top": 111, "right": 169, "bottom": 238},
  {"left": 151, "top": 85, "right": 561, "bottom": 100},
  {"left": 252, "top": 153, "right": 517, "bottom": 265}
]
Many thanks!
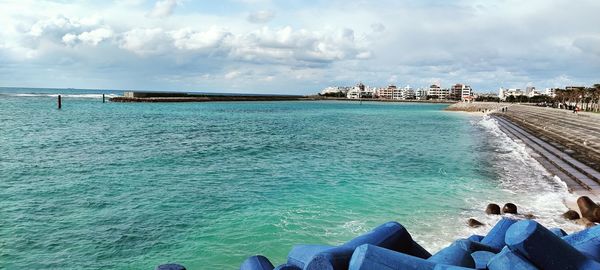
[{"left": 110, "top": 91, "right": 305, "bottom": 102}]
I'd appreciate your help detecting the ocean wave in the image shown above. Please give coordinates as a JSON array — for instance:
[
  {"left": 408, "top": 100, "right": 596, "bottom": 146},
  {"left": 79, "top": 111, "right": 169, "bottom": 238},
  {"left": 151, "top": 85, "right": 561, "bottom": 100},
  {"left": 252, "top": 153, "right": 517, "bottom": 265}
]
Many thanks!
[{"left": 2, "top": 93, "right": 119, "bottom": 99}]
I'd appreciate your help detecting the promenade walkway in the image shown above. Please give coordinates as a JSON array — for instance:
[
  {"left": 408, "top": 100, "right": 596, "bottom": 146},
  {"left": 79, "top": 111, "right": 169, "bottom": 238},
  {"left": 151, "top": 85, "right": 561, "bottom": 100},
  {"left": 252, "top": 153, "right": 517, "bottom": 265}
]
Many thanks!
[{"left": 493, "top": 104, "right": 600, "bottom": 201}]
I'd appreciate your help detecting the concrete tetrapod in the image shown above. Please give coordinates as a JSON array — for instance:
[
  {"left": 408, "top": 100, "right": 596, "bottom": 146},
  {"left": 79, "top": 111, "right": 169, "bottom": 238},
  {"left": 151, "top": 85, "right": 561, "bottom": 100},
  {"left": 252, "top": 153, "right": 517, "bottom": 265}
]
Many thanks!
[
  {"left": 240, "top": 255, "right": 275, "bottom": 270},
  {"left": 286, "top": 221, "right": 430, "bottom": 270},
  {"left": 348, "top": 244, "right": 473, "bottom": 270},
  {"left": 505, "top": 220, "right": 600, "bottom": 270},
  {"left": 273, "top": 263, "right": 301, "bottom": 270},
  {"left": 563, "top": 225, "right": 600, "bottom": 261},
  {"left": 480, "top": 218, "right": 518, "bottom": 250},
  {"left": 486, "top": 247, "right": 538, "bottom": 270},
  {"left": 427, "top": 239, "right": 498, "bottom": 267},
  {"left": 549, "top": 227, "right": 567, "bottom": 237},
  {"left": 470, "top": 251, "right": 495, "bottom": 270},
  {"left": 466, "top": 235, "right": 484, "bottom": 242}
]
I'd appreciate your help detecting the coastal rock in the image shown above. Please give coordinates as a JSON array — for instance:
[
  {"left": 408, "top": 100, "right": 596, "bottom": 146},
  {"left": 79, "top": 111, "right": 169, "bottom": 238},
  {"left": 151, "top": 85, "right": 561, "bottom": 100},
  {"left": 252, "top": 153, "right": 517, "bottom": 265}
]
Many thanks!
[
  {"left": 563, "top": 210, "right": 581, "bottom": 220},
  {"left": 468, "top": 218, "right": 484, "bottom": 228},
  {"left": 502, "top": 203, "right": 518, "bottom": 214},
  {"left": 523, "top": 213, "right": 536, "bottom": 219},
  {"left": 485, "top": 203, "right": 501, "bottom": 215},
  {"left": 577, "top": 196, "right": 600, "bottom": 222}
]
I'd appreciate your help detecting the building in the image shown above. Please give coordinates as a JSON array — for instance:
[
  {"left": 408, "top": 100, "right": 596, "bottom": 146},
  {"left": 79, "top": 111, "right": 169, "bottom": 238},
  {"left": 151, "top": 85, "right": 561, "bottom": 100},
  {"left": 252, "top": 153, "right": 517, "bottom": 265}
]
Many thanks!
[
  {"left": 427, "top": 84, "right": 450, "bottom": 99},
  {"left": 398, "top": 85, "right": 415, "bottom": 100},
  {"left": 450, "top": 84, "right": 473, "bottom": 101},
  {"left": 376, "top": 85, "right": 397, "bottom": 99},
  {"left": 346, "top": 83, "right": 374, "bottom": 99},
  {"left": 415, "top": 88, "right": 428, "bottom": 100},
  {"left": 498, "top": 88, "right": 525, "bottom": 100},
  {"left": 526, "top": 87, "right": 543, "bottom": 98},
  {"left": 320, "top": 86, "right": 349, "bottom": 96},
  {"left": 545, "top": 88, "right": 558, "bottom": 98}
]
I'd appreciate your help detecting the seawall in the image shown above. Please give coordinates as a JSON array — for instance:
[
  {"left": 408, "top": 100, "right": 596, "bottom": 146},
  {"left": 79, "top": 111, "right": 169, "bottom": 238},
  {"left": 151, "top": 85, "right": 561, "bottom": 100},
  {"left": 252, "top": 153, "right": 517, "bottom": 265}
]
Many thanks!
[
  {"left": 490, "top": 105, "right": 600, "bottom": 204},
  {"left": 445, "top": 102, "right": 508, "bottom": 113}
]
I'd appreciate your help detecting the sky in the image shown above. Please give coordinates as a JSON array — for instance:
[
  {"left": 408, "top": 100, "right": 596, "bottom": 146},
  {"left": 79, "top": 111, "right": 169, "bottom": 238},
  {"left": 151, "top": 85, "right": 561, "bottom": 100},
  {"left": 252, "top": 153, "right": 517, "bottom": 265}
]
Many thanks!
[{"left": 0, "top": 0, "right": 599, "bottom": 94}]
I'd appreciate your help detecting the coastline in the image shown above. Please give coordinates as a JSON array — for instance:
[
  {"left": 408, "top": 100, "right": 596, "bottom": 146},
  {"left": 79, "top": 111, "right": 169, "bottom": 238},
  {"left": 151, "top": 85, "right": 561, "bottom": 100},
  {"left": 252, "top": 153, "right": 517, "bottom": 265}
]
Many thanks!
[{"left": 450, "top": 103, "right": 600, "bottom": 216}]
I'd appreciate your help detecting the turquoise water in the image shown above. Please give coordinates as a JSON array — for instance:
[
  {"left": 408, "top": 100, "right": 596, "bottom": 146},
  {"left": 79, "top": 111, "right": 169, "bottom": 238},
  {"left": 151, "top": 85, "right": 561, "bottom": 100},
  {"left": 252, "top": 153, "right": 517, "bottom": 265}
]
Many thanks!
[{"left": 0, "top": 88, "right": 576, "bottom": 269}]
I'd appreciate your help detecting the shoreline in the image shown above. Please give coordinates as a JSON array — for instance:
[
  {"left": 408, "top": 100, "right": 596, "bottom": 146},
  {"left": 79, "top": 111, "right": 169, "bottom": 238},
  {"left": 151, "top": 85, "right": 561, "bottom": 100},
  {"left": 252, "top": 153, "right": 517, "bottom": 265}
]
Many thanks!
[
  {"left": 445, "top": 101, "right": 600, "bottom": 216},
  {"left": 460, "top": 106, "right": 600, "bottom": 216}
]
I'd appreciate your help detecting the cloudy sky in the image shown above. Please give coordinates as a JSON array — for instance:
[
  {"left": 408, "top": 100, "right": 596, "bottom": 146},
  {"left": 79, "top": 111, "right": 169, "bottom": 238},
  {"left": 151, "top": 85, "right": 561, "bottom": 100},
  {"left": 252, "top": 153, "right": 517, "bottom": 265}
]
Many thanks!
[{"left": 1, "top": 0, "right": 599, "bottom": 94}]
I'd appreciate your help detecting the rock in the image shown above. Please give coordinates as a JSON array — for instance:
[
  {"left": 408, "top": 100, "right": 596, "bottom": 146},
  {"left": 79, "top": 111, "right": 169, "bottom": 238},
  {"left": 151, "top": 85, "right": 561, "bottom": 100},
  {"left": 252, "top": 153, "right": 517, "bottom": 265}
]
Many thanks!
[
  {"left": 577, "top": 196, "right": 600, "bottom": 222},
  {"left": 502, "top": 203, "right": 518, "bottom": 214},
  {"left": 562, "top": 210, "right": 581, "bottom": 220},
  {"left": 523, "top": 213, "right": 536, "bottom": 219},
  {"left": 468, "top": 218, "right": 484, "bottom": 228},
  {"left": 485, "top": 203, "right": 501, "bottom": 215},
  {"left": 586, "top": 222, "right": 597, "bottom": 229}
]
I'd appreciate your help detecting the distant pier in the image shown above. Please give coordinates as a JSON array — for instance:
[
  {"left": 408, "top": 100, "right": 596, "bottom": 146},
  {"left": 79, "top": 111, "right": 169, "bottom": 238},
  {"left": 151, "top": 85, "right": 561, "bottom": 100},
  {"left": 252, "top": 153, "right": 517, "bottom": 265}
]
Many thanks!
[{"left": 110, "top": 91, "right": 305, "bottom": 102}]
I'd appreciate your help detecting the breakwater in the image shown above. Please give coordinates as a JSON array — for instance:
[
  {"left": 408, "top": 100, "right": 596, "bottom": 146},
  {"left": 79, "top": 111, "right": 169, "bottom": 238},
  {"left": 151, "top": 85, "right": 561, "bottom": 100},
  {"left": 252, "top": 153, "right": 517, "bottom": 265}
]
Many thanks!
[
  {"left": 158, "top": 196, "right": 600, "bottom": 270},
  {"left": 494, "top": 104, "right": 600, "bottom": 172},
  {"left": 489, "top": 104, "right": 600, "bottom": 207},
  {"left": 110, "top": 91, "right": 305, "bottom": 102}
]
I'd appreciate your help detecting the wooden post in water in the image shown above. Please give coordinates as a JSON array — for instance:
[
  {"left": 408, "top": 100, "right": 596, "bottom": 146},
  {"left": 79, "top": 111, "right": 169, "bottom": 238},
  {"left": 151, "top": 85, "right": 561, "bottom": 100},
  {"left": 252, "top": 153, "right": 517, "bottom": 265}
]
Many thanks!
[
  {"left": 58, "top": 95, "right": 62, "bottom": 109},
  {"left": 102, "top": 94, "right": 105, "bottom": 103}
]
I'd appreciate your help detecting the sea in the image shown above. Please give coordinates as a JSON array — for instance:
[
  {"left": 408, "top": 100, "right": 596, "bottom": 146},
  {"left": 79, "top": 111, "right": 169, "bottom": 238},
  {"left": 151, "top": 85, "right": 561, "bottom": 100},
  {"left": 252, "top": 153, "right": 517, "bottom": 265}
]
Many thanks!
[{"left": 0, "top": 87, "right": 582, "bottom": 269}]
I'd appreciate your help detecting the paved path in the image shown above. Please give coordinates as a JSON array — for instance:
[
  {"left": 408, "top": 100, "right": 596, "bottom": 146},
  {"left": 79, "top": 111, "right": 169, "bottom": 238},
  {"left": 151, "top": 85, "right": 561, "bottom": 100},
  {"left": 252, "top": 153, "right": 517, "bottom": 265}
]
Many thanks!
[{"left": 499, "top": 105, "right": 600, "bottom": 168}]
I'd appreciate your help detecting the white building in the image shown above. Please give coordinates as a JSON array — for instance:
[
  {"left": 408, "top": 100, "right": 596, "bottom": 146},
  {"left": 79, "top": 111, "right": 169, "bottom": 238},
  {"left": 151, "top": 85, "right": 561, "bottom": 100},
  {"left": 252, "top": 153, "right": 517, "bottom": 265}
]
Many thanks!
[
  {"left": 415, "top": 88, "right": 428, "bottom": 100},
  {"left": 428, "top": 84, "right": 450, "bottom": 99},
  {"left": 398, "top": 85, "right": 415, "bottom": 100},
  {"left": 346, "top": 83, "right": 375, "bottom": 99},
  {"left": 320, "top": 86, "right": 348, "bottom": 96},
  {"left": 498, "top": 88, "right": 525, "bottom": 100},
  {"left": 545, "top": 88, "right": 558, "bottom": 98},
  {"left": 526, "top": 87, "right": 543, "bottom": 98}
]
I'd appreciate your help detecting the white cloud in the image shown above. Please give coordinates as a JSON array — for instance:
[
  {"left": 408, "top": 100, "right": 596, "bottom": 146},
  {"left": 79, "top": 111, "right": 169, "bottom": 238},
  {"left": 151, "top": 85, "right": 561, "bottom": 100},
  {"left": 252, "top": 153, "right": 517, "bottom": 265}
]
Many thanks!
[
  {"left": 148, "top": 0, "right": 179, "bottom": 18},
  {"left": 224, "top": 70, "right": 242, "bottom": 79},
  {"left": 1, "top": 0, "right": 599, "bottom": 93},
  {"left": 28, "top": 16, "right": 83, "bottom": 37},
  {"left": 247, "top": 10, "right": 275, "bottom": 24},
  {"left": 62, "top": 33, "right": 78, "bottom": 45},
  {"left": 170, "top": 27, "right": 232, "bottom": 50},
  {"left": 78, "top": 28, "right": 113, "bottom": 45},
  {"left": 63, "top": 28, "right": 114, "bottom": 46},
  {"left": 119, "top": 28, "right": 170, "bottom": 55}
]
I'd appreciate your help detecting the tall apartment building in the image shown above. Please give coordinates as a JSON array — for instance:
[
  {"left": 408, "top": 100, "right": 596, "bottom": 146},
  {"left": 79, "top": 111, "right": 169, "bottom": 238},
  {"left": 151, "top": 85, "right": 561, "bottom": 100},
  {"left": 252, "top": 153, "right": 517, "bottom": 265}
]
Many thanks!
[
  {"left": 427, "top": 84, "right": 450, "bottom": 99},
  {"left": 451, "top": 84, "right": 473, "bottom": 101}
]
